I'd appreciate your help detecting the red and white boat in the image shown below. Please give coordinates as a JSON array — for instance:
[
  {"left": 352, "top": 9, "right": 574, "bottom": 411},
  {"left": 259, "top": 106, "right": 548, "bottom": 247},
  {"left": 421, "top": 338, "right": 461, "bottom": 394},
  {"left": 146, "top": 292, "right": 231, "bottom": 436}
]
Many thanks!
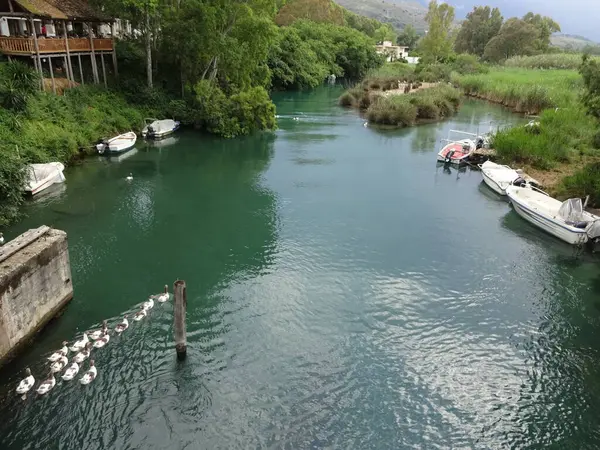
[
  {"left": 25, "top": 162, "right": 66, "bottom": 196},
  {"left": 437, "top": 138, "right": 476, "bottom": 165}
]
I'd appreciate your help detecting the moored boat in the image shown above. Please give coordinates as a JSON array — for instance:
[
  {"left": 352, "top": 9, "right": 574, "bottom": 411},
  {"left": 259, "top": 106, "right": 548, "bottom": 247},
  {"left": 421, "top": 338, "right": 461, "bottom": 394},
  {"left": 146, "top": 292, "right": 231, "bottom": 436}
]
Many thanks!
[
  {"left": 97, "top": 132, "right": 137, "bottom": 154},
  {"left": 141, "top": 118, "right": 180, "bottom": 139},
  {"left": 479, "top": 161, "right": 521, "bottom": 195},
  {"left": 25, "top": 162, "right": 65, "bottom": 196},
  {"left": 506, "top": 186, "right": 600, "bottom": 246},
  {"left": 437, "top": 139, "right": 475, "bottom": 165}
]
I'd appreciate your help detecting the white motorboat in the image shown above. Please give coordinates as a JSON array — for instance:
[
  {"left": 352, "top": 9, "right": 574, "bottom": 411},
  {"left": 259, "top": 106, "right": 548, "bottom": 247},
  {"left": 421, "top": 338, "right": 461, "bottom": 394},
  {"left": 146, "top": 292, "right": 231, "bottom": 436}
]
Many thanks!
[
  {"left": 478, "top": 161, "right": 521, "bottom": 195},
  {"left": 437, "top": 139, "right": 475, "bottom": 164},
  {"left": 97, "top": 132, "right": 137, "bottom": 154},
  {"left": 506, "top": 186, "right": 600, "bottom": 246},
  {"left": 141, "top": 118, "right": 180, "bottom": 139},
  {"left": 25, "top": 162, "right": 65, "bottom": 196}
]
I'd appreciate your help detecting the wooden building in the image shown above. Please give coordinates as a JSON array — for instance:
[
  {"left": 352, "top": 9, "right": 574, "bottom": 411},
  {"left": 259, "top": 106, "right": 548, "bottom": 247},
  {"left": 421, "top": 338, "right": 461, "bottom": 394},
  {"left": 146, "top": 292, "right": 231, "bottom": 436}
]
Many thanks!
[{"left": 0, "top": 0, "right": 118, "bottom": 93}]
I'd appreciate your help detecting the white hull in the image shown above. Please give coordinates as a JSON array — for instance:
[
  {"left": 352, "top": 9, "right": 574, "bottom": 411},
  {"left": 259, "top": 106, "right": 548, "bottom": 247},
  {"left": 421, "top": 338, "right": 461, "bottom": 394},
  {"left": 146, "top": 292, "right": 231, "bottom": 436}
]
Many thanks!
[
  {"left": 479, "top": 161, "right": 521, "bottom": 196},
  {"left": 506, "top": 187, "right": 592, "bottom": 245},
  {"left": 481, "top": 170, "right": 506, "bottom": 195},
  {"left": 25, "top": 162, "right": 66, "bottom": 196},
  {"left": 98, "top": 132, "right": 137, "bottom": 154},
  {"left": 142, "top": 119, "right": 180, "bottom": 139}
]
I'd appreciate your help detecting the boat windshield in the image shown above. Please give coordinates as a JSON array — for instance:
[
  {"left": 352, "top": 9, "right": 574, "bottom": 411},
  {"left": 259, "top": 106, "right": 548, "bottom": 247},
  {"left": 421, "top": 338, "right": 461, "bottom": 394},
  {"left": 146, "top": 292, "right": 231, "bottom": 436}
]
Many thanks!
[{"left": 558, "top": 198, "right": 586, "bottom": 223}]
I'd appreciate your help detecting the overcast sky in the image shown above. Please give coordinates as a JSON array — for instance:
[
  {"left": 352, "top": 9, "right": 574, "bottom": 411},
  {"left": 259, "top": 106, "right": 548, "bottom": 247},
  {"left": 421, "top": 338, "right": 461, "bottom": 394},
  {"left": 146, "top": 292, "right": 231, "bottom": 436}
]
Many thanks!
[{"left": 442, "top": 0, "right": 600, "bottom": 41}]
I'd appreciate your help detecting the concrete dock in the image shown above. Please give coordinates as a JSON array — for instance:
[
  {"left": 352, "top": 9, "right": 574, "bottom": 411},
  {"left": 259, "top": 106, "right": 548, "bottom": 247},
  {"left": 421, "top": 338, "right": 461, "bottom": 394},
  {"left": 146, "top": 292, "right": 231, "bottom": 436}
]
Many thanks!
[{"left": 0, "top": 226, "right": 73, "bottom": 364}]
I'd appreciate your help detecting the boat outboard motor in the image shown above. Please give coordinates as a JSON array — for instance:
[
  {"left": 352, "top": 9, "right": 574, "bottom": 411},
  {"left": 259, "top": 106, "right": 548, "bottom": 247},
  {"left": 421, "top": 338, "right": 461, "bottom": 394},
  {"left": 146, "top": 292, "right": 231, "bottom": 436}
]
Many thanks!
[
  {"left": 512, "top": 177, "right": 527, "bottom": 187},
  {"left": 476, "top": 136, "right": 484, "bottom": 149},
  {"left": 95, "top": 138, "right": 109, "bottom": 154},
  {"left": 445, "top": 150, "right": 455, "bottom": 163},
  {"left": 587, "top": 221, "right": 600, "bottom": 252}
]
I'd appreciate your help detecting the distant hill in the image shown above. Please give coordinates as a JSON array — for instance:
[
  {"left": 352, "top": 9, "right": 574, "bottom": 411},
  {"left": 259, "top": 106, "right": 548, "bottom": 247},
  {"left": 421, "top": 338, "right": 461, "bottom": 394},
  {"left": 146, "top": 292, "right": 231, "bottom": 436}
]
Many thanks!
[
  {"left": 551, "top": 33, "right": 599, "bottom": 50},
  {"left": 334, "top": 0, "right": 428, "bottom": 32}
]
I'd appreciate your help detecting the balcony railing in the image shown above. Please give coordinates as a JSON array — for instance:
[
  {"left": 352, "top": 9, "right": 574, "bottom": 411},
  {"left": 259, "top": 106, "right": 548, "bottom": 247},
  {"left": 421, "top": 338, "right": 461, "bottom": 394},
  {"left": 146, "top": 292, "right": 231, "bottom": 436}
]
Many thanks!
[{"left": 0, "top": 37, "right": 113, "bottom": 55}]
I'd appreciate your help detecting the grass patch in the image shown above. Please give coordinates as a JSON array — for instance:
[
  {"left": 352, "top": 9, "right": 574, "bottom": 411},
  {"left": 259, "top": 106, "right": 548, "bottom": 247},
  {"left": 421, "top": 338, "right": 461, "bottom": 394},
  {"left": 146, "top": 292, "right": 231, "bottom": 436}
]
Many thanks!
[
  {"left": 504, "top": 53, "right": 599, "bottom": 70},
  {"left": 365, "top": 85, "right": 461, "bottom": 127},
  {"left": 451, "top": 67, "right": 583, "bottom": 113},
  {"left": 559, "top": 162, "right": 600, "bottom": 206},
  {"left": 491, "top": 106, "right": 598, "bottom": 170}
]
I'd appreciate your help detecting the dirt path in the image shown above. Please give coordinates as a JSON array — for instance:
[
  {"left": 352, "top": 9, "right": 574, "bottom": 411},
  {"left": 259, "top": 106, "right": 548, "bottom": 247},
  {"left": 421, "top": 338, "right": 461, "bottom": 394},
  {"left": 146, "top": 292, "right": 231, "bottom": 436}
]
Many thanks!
[{"left": 379, "top": 82, "right": 439, "bottom": 98}]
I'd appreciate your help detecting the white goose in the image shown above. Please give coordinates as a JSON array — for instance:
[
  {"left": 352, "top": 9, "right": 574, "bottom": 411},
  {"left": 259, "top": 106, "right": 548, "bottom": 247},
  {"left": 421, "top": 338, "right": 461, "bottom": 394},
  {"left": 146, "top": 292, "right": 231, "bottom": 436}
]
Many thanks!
[
  {"left": 126, "top": 173, "right": 133, "bottom": 181},
  {"left": 115, "top": 316, "right": 129, "bottom": 334},
  {"left": 0, "top": 232, "right": 4, "bottom": 245},
  {"left": 16, "top": 368, "right": 35, "bottom": 397},
  {"left": 36, "top": 372, "right": 56, "bottom": 395},
  {"left": 50, "top": 355, "right": 69, "bottom": 373},
  {"left": 151, "top": 285, "right": 169, "bottom": 303},
  {"left": 61, "top": 362, "right": 79, "bottom": 381},
  {"left": 142, "top": 297, "right": 154, "bottom": 311},
  {"left": 73, "top": 342, "right": 93, "bottom": 364},
  {"left": 133, "top": 308, "right": 147, "bottom": 322},
  {"left": 79, "top": 360, "right": 97, "bottom": 385},
  {"left": 93, "top": 332, "right": 110, "bottom": 349},
  {"left": 48, "top": 341, "right": 69, "bottom": 362},
  {"left": 89, "top": 320, "right": 108, "bottom": 340},
  {"left": 70, "top": 333, "right": 89, "bottom": 352}
]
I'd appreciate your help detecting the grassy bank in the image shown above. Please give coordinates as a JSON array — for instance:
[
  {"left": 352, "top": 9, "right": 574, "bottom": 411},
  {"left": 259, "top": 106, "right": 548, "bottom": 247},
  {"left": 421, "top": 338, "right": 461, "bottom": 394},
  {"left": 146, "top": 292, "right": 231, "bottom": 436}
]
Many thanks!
[
  {"left": 451, "top": 67, "right": 582, "bottom": 113},
  {"left": 504, "top": 54, "right": 600, "bottom": 70}
]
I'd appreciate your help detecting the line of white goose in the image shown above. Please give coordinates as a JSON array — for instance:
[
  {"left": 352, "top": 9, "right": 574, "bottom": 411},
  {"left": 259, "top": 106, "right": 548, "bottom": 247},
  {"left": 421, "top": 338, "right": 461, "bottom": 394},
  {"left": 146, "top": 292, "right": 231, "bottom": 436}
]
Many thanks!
[{"left": 15, "top": 285, "right": 171, "bottom": 399}]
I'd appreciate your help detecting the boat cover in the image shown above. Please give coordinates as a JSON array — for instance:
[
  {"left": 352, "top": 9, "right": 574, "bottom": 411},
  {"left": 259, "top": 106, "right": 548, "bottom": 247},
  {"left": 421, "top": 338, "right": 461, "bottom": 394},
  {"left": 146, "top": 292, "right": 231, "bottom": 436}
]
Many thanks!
[
  {"left": 588, "top": 220, "right": 600, "bottom": 240},
  {"left": 148, "top": 119, "right": 177, "bottom": 134},
  {"left": 558, "top": 198, "right": 585, "bottom": 223}
]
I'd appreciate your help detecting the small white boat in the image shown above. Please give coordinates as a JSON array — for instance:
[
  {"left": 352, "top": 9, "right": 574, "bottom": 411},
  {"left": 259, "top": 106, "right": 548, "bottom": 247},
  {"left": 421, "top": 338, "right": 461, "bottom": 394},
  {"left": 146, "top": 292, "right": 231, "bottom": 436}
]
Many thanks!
[
  {"left": 479, "top": 161, "right": 521, "bottom": 195},
  {"left": 437, "top": 139, "right": 475, "bottom": 165},
  {"left": 142, "top": 118, "right": 180, "bottom": 139},
  {"left": 97, "top": 131, "right": 137, "bottom": 154},
  {"left": 25, "top": 162, "right": 65, "bottom": 196},
  {"left": 506, "top": 186, "right": 600, "bottom": 246}
]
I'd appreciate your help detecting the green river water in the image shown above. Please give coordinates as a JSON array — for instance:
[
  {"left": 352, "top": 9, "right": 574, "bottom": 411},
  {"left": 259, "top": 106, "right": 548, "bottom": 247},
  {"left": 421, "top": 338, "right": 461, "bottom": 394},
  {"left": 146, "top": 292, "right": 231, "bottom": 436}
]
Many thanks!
[{"left": 1, "top": 87, "right": 600, "bottom": 449}]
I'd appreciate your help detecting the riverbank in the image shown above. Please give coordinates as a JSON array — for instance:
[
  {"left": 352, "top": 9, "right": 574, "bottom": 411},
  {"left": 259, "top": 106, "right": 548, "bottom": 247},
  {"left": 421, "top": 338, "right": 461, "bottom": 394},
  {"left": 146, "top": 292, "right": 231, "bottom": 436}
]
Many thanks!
[{"left": 451, "top": 65, "right": 600, "bottom": 206}]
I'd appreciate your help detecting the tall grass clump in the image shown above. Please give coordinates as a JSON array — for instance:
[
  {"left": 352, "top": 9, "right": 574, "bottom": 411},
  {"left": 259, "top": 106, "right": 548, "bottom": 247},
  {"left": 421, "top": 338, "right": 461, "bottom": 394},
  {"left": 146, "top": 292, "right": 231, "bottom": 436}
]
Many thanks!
[
  {"left": 559, "top": 162, "right": 600, "bottom": 207},
  {"left": 505, "top": 54, "right": 600, "bottom": 70},
  {"left": 365, "top": 85, "right": 461, "bottom": 127},
  {"left": 451, "top": 67, "right": 583, "bottom": 113},
  {"left": 491, "top": 107, "right": 598, "bottom": 169}
]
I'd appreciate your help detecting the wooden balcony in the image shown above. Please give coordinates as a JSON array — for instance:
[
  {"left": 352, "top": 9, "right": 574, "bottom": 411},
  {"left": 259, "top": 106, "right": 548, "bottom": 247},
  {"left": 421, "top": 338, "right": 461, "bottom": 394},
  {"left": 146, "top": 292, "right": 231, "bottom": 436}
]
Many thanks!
[{"left": 0, "top": 37, "right": 113, "bottom": 55}]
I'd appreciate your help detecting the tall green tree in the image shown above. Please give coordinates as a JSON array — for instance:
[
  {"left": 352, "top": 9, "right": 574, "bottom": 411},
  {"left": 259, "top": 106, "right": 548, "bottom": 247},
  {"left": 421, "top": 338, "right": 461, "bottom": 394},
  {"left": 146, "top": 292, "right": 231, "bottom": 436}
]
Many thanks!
[
  {"left": 580, "top": 54, "right": 600, "bottom": 119},
  {"left": 522, "top": 12, "right": 561, "bottom": 53},
  {"left": 420, "top": 0, "right": 455, "bottom": 63},
  {"left": 396, "top": 24, "right": 419, "bottom": 49},
  {"left": 454, "top": 6, "right": 503, "bottom": 57},
  {"left": 374, "top": 23, "right": 396, "bottom": 43},
  {"left": 483, "top": 18, "right": 538, "bottom": 62}
]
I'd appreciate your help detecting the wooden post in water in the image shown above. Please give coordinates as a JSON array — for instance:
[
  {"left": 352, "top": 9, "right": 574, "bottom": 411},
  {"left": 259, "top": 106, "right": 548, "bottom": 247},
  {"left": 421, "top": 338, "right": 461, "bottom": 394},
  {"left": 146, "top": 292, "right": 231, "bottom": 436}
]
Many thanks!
[{"left": 174, "top": 280, "right": 187, "bottom": 360}]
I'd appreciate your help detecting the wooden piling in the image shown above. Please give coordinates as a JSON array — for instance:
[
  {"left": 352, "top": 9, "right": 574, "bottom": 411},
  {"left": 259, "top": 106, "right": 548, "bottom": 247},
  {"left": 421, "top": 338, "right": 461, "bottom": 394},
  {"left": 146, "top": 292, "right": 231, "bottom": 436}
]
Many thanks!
[
  {"left": 173, "top": 280, "right": 187, "bottom": 360},
  {"left": 78, "top": 54, "right": 84, "bottom": 84},
  {"left": 30, "top": 18, "right": 44, "bottom": 90},
  {"left": 100, "top": 52, "right": 107, "bottom": 88},
  {"left": 48, "top": 56, "right": 56, "bottom": 94},
  {"left": 62, "top": 20, "right": 74, "bottom": 87},
  {"left": 111, "top": 22, "right": 118, "bottom": 79}
]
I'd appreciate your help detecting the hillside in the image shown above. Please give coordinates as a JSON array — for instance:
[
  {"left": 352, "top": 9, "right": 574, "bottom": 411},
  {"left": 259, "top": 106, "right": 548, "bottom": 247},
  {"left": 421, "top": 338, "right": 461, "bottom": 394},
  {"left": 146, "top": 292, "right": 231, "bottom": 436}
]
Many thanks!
[
  {"left": 551, "top": 33, "right": 598, "bottom": 50},
  {"left": 334, "top": 0, "right": 427, "bottom": 32}
]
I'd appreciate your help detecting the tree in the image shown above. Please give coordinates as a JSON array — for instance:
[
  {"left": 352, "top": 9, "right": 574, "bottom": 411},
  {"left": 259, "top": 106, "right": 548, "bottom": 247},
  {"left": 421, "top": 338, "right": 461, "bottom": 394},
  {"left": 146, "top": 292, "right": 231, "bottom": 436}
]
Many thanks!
[
  {"left": 580, "top": 54, "right": 600, "bottom": 119},
  {"left": 483, "top": 18, "right": 538, "bottom": 62},
  {"left": 275, "top": 0, "right": 344, "bottom": 26},
  {"left": 522, "top": 13, "right": 561, "bottom": 53},
  {"left": 374, "top": 23, "right": 396, "bottom": 43},
  {"left": 420, "top": 0, "right": 455, "bottom": 63},
  {"left": 454, "top": 6, "right": 502, "bottom": 57},
  {"left": 396, "top": 24, "right": 419, "bottom": 49}
]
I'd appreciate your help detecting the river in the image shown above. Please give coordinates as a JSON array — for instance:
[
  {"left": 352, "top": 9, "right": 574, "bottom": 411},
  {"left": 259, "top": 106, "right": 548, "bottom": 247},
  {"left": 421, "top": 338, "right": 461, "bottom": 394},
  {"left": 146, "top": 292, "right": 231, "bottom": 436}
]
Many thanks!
[{"left": 1, "top": 87, "right": 600, "bottom": 449}]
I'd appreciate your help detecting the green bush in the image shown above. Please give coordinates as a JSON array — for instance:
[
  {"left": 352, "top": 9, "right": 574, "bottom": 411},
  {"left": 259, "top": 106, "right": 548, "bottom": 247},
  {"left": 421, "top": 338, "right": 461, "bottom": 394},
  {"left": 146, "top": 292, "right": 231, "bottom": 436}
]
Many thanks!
[
  {"left": 505, "top": 53, "right": 597, "bottom": 70},
  {"left": 559, "top": 163, "right": 600, "bottom": 207}
]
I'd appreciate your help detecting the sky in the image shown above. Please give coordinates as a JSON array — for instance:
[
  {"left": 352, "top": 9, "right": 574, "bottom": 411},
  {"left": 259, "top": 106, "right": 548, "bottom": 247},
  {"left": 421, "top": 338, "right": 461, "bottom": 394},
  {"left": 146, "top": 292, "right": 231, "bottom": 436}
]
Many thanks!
[{"left": 443, "top": 0, "right": 600, "bottom": 41}]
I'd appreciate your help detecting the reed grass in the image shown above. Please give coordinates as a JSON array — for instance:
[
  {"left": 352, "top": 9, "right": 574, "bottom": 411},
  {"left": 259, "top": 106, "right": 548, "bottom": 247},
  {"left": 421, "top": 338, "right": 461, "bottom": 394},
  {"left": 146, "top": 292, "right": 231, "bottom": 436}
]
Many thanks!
[
  {"left": 504, "top": 54, "right": 599, "bottom": 70},
  {"left": 451, "top": 67, "right": 582, "bottom": 113},
  {"left": 559, "top": 162, "right": 600, "bottom": 206}
]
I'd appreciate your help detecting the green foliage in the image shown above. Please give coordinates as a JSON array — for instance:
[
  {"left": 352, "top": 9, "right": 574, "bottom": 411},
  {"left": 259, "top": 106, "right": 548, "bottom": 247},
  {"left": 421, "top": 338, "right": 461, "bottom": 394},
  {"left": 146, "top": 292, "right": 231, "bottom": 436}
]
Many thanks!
[
  {"left": 365, "top": 85, "right": 461, "bottom": 126},
  {"left": 396, "top": 24, "right": 419, "bottom": 49},
  {"left": 193, "top": 80, "right": 275, "bottom": 137},
  {"left": 505, "top": 53, "right": 597, "bottom": 70},
  {"left": 559, "top": 163, "right": 600, "bottom": 206},
  {"left": 580, "top": 54, "right": 600, "bottom": 119},
  {"left": 454, "top": 6, "right": 503, "bottom": 57},
  {"left": 0, "top": 149, "right": 27, "bottom": 227},
  {"left": 451, "top": 54, "right": 489, "bottom": 75},
  {"left": 343, "top": 9, "right": 381, "bottom": 38},
  {"left": 420, "top": 0, "right": 455, "bottom": 63},
  {"left": 0, "top": 61, "right": 40, "bottom": 112},
  {"left": 522, "top": 12, "right": 561, "bottom": 53},
  {"left": 451, "top": 67, "right": 582, "bottom": 112},
  {"left": 491, "top": 105, "right": 597, "bottom": 169},
  {"left": 483, "top": 18, "right": 539, "bottom": 62},
  {"left": 373, "top": 23, "right": 396, "bottom": 43},
  {"left": 415, "top": 61, "right": 451, "bottom": 82}
]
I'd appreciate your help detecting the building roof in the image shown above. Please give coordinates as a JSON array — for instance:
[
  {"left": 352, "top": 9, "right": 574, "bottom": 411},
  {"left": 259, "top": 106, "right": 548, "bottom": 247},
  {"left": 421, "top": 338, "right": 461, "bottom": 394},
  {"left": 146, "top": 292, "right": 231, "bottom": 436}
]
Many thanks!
[
  {"left": 45, "top": 0, "right": 111, "bottom": 22},
  {"left": 9, "top": 0, "right": 111, "bottom": 21},
  {"left": 13, "top": 0, "right": 67, "bottom": 19}
]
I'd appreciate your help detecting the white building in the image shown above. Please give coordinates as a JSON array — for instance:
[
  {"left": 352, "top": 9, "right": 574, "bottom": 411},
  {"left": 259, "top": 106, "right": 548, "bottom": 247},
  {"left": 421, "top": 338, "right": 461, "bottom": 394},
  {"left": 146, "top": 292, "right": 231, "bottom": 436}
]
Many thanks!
[{"left": 375, "top": 41, "right": 409, "bottom": 62}]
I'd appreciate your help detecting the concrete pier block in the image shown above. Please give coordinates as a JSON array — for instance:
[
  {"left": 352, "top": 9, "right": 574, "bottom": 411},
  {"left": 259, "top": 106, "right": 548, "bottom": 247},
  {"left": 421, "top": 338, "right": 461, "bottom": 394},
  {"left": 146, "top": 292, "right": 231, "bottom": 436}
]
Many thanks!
[{"left": 0, "top": 227, "right": 73, "bottom": 364}]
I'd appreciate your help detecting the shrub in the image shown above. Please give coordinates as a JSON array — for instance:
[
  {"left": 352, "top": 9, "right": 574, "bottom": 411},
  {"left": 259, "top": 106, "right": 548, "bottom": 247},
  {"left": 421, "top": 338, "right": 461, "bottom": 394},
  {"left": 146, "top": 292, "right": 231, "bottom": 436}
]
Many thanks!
[
  {"left": 559, "top": 163, "right": 600, "bottom": 207},
  {"left": 505, "top": 53, "right": 597, "bottom": 70}
]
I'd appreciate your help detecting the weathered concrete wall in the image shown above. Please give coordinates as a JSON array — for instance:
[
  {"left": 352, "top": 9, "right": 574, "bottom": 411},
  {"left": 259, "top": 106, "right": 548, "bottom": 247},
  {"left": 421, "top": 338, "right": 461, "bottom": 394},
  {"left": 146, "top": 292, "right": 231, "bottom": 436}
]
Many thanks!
[{"left": 0, "top": 227, "right": 73, "bottom": 362}]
